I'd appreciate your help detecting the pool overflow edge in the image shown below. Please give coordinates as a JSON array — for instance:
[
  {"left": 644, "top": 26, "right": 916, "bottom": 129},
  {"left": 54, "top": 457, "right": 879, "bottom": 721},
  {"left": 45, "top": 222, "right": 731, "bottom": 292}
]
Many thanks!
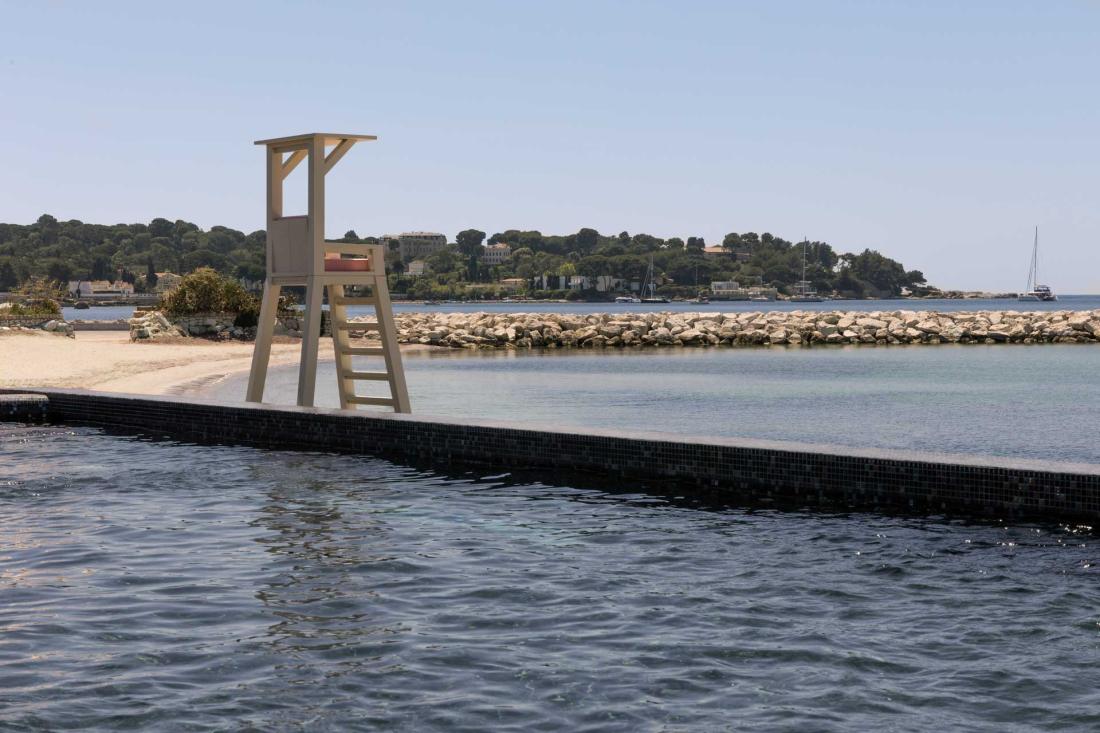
[{"left": 2, "top": 388, "right": 1099, "bottom": 524}]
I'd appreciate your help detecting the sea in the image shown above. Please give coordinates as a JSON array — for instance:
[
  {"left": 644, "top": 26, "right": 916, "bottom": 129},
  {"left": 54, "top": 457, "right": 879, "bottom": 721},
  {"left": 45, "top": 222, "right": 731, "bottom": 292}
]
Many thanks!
[
  {"left": 205, "top": 341, "right": 1100, "bottom": 465},
  {"left": 62, "top": 293, "right": 1100, "bottom": 323}
]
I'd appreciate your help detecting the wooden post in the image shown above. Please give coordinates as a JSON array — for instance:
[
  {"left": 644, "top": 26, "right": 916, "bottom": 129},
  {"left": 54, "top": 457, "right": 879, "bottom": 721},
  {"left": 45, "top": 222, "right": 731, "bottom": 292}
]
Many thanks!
[
  {"left": 296, "top": 276, "right": 324, "bottom": 407},
  {"left": 245, "top": 281, "right": 280, "bottom": 402}
]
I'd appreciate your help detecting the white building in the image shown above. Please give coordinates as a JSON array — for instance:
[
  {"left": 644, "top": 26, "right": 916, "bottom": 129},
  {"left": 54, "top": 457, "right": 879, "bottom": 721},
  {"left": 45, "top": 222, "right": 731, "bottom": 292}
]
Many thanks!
[
  {"left": 406, "top": 260, "right": 429, "bottom": 276},
  {"left": 481, "top": 243, "right": 511, "bottom": 266},
  {"left": 710, "top": 281, "right": 740, "bottom": 298},
  {"left": 68, "top": 279, "right": 136, "bottom": 298}
]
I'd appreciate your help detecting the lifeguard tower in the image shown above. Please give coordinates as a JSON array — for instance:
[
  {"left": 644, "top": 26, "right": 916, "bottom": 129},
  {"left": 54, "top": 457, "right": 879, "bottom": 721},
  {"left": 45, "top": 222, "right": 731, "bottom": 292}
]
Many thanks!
[{"left": 245, "top": 133, "right": 410, "bottom": 412}]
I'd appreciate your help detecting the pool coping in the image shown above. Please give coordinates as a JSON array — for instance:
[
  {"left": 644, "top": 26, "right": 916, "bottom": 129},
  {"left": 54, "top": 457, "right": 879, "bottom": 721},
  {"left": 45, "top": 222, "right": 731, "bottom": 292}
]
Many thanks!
[{"left": 4, "top": 387, "right": 1099, "bottom": 523}]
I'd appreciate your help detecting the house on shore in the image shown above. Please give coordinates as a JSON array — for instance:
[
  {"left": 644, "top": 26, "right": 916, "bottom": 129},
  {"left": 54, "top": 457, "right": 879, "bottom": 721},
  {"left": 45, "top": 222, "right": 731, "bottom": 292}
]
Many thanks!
[{"left": 68, "top": 279, "right": 136, "bottom": 298}]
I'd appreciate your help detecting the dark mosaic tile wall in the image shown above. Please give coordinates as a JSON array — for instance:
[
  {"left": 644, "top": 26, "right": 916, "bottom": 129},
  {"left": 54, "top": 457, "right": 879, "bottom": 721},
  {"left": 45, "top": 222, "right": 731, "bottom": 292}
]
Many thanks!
[
  {"left": 2, "top": 388, "right": 1099, "bottom": 523},
  {"left": 0, "top": 394, "right": 48, "bottom": 421}
]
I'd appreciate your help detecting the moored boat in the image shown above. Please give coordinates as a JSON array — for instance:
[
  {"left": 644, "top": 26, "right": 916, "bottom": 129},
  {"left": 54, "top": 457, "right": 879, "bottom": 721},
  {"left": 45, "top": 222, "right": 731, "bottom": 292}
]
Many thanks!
[{"left": 1018, "top": 227, "right": 1057, "bottom": 302}]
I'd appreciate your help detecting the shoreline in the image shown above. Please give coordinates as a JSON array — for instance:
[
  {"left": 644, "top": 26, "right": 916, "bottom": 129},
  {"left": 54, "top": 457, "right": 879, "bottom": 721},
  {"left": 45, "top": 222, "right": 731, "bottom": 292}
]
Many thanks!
[{"left": 0, "top": 331, "right": 434, "bottom": 397}]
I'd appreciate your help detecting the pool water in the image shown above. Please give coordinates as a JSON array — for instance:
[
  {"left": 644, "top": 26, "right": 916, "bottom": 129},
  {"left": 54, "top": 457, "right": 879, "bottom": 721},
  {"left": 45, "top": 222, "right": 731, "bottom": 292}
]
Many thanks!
[{"left": 2, "top": 425, "right": 1099, "bottom": 731}]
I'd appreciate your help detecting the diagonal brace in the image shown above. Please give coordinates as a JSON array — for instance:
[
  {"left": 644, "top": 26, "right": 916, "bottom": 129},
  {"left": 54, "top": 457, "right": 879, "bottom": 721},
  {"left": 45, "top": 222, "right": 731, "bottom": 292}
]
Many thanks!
[
  {"left": 281, "top": 149, "right": 307, "bottom": 179},
  {"left": 324, "top": 138, "right": 356, "bottom": 174}
]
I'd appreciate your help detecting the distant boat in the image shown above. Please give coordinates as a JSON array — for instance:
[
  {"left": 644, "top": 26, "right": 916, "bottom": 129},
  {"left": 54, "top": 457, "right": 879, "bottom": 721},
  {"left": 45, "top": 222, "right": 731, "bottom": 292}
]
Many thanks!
[
  {"left": 692, "top": 295, "right": 710, "bottom": 305},
  {"left": 789, "top": 239, "right": 822, "bottom": 302},
  {"left": 614, "top": 295, "right": 641, "bottom": 304},
  {"left": 73, "top": 301, "right": 91, "bottom": 310},
  {"left": 1018, "top": 226, "right": 1057, "bottom": 302},
  {"left": 640, "top": 257, "right": 669, "bottom": 303}
]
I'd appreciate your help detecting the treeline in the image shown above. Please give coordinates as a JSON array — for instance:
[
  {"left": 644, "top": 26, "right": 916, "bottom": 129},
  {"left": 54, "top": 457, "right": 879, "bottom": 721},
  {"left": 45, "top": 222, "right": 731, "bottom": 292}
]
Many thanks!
[
  {"left": 0, "top": 215, "right": 928, "bottom": 300},
  {"left": 400, "top": 227, "right": 927, "bottom": 299},
  {"left": 0, "top": 215, "right": 266, "bottom": 291}
]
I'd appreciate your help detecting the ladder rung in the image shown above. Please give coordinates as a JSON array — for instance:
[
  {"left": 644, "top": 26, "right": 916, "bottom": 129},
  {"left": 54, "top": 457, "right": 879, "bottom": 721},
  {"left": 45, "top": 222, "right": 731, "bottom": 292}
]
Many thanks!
[
  {"left": 337, "top": 321, "right": 380, "bottom": 330},
  {"left": 333, "top": 296, "right": 378, "bottom": 306},
  {"left": 346, "top": 396, "right": 395, "bottom": 407},
  {"left": 345, "top": 371, "right": 390, "bottom": 381},
  {"left": 341, "top": 346, "right": 386, "bottom": 356}
]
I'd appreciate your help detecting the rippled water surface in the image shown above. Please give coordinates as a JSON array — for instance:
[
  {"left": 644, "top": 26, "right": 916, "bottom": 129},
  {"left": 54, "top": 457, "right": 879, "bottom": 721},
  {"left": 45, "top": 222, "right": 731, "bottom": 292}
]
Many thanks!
[{"left": 3, "top": 426, "right": 1099, "bottom": 731}]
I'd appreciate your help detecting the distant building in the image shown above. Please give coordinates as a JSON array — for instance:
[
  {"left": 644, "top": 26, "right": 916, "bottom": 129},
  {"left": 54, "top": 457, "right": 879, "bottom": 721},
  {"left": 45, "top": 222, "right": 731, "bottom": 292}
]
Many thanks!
[
  {"left": 499, "top": 277, "right": 527, "bottom": 292},
  {"left": 710, "top": 281, "right": 778, "bottom": 301},
  {"left": 153, "top": 272, "right": 183, "bottom": 294},
  {"left": 68, "top": 279, "right": 135, "bottom": 298},
  {"left": 382, "top": 232, "right": 449, "bottom": 263},
  {"left": 710, "top": 281, "right": 740, "bottom": 298},
  {"left": 481, "top": 243, "right": 511, "bottom": 266},
  {"left": 702, "top": 246, "right": 732, "bottom": 260},
  {"left": 406, "top": 260, "right": 429, "bottom": 276}
]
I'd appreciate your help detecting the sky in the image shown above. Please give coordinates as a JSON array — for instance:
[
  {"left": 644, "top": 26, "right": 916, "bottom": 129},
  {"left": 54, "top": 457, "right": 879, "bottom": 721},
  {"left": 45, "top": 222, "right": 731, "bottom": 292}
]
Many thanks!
[{"left": 1, "top": 1, "right": 1098, "bottom": 292}]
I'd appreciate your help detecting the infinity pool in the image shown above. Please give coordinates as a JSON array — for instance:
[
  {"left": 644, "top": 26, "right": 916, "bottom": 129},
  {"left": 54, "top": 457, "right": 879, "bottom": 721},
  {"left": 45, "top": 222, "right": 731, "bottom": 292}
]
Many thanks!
[{"left": 2, "top": 424, "right": 1098, "bottom": 731}]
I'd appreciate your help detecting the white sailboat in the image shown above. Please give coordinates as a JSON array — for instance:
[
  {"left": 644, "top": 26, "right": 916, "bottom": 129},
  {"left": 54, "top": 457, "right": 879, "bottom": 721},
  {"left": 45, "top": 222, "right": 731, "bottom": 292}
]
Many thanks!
[
  {"left": 640, "top": 256, "right": 668, "bottom": 303},
  {"left": 1018, "top": 226, "right": 1057, "bottom": 302},
  {"left": 790, "top": 238, "right": 822, "bottom": 302}
]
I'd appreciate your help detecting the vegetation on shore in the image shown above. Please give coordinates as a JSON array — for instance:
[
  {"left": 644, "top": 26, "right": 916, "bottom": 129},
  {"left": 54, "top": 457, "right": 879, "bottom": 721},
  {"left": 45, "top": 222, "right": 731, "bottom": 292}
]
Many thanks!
[
  {"left": 0, "top": 278, "right": 64, "bottom": 316},
  {"left": 0, "top": 215, "right": 928, "bottom": 300}
]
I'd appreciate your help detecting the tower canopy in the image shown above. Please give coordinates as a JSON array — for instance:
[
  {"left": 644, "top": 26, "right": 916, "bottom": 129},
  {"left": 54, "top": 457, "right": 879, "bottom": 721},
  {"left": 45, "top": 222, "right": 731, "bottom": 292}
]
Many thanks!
[{"left": 254, "top": 132, "right": 377, "bottom": 149}]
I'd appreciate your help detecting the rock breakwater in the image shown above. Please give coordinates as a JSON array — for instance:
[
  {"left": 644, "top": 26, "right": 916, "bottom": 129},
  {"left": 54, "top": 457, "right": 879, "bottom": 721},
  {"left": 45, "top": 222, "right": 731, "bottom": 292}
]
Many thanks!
[{"left": 363, "top": 309, "right": 1100, "bottom": 348}]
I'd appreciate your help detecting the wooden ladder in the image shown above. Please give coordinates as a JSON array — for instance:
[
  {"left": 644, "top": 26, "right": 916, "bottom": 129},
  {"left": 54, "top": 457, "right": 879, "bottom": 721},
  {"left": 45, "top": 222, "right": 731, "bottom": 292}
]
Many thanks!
[{"left": 328, "top": 283, "right": 411, "bottom": 412}]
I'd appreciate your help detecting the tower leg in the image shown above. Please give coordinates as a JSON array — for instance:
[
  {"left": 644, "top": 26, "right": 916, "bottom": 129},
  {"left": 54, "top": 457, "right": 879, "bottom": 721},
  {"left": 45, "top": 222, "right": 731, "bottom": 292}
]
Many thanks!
[
  {"left": 373, "top": 278, "right": 411, "bottom": 413},
  {"left": 297, "top": 277, "right": 324, "bottom": 407},
  {"left": 246, "top": 280, "right": 281, "bottom": 403},
  {"left": 329, "top": 283, "right": 354, "bottom": 410}
]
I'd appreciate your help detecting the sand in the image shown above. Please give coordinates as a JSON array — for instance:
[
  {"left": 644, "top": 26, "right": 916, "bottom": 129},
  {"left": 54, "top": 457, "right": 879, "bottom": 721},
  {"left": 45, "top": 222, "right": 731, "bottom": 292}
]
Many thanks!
[{"left": 0, "top": 331, "right": 337, "bottom": 396}]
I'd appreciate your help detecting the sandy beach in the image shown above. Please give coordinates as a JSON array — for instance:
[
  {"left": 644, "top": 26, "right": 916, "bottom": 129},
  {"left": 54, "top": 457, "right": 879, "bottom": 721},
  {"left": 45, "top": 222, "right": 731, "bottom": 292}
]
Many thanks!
[{"left": 0, "top": 331, "right": 335, "bottom": 396}]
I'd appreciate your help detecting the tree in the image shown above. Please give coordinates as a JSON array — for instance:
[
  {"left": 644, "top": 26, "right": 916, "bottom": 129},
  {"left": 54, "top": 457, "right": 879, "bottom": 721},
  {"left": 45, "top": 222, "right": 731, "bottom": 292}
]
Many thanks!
[
  {"left": 0, "top": 261, "right": 17, "bottom": 290},
  {"left": 686, "top": 236, "right": 706, "bottom": 252},
  {"left": 146, "top": 260, "right": 158, "bottom": 289},
  {"left": 160, "top": 267, "right": 257, "bottom": 315},
  {"left": 88, "top": 256, "right": 110, "bottom": 281},
  {"left": 149, "top": 218, "right": 174, "bottom": 238},
  {"left": 456, "top": 229, "right": 486, "bottom": 257},
  {"left": 46, "top": 260, "right": 72, "bottom": 284},
  {"left": 575, "top": 228, "right": 599, "bottom": 255},
  {"left": 342, "top": 230, "right": 360, "bottom": 241}
]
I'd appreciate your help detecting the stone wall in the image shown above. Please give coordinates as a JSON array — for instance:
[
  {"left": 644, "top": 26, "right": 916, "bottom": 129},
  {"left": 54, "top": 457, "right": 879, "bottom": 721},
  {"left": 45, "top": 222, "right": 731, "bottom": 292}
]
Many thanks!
[
  {"left": 0, "top": 315, "right": 75, "bottom": 336},
  {"left": 3, "top": 387, "right": 1099, "bottom": 523}
]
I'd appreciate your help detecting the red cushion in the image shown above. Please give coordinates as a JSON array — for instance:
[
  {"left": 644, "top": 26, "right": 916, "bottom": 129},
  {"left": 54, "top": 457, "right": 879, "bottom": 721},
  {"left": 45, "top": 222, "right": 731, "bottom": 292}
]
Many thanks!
[{"left": 324, "top": 255, "right": 371, "bottom": 272}]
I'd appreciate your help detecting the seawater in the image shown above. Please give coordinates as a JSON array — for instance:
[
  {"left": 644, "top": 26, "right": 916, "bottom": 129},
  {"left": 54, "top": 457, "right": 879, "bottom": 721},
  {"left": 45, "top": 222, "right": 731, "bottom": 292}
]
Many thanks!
[
  {"left": 61, "top": 293, "right": 1100, "bottom": 321},
  {"left": 206, "top": 343, "right": 1100, "bottom": 465},
  {"left": 2, "top": 425, "right": 1099, "bottom": 731}
]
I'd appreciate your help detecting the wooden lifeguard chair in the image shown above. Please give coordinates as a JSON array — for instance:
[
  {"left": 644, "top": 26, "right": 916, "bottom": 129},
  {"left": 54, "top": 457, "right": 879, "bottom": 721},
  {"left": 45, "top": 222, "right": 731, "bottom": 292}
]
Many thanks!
[{"left": 245, "top": 132, "right": 410, "bottom": 412}]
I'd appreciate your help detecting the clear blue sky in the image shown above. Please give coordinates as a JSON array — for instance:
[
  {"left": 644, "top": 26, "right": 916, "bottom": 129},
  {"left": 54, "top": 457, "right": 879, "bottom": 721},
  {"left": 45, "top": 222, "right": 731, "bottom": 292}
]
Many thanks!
[{"left": 2, "top": 1, "right": 1097, "bottom": 291}]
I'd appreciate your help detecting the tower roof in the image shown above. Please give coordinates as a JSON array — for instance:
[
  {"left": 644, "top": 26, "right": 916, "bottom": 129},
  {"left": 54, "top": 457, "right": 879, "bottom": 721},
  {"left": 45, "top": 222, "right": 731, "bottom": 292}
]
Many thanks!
[{"left": 254, "top": 132, "right": 377, "bottom": 147}]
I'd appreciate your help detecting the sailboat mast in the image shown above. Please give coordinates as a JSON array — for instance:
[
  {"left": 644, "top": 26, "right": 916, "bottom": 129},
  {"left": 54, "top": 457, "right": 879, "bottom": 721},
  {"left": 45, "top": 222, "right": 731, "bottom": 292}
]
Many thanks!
[
  {"left": 802, "top": 238, "right": 807, "bottom": 284},
  {"left": 1032, "top": 226, "right": 1039, "bottom": 288}
]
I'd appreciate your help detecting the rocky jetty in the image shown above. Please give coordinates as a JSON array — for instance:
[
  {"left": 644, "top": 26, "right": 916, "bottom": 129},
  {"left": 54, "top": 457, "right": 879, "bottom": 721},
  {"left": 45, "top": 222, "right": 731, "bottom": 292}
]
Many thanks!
[
  {"left": 126, "top": 308, "right": 1100, "bottom": 349},
  {"left": 129, "top": 311, "right": 255, "bottom": 341},
  {"left": 360, "top": 309, "right": 1100, "bottom": 349}
]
